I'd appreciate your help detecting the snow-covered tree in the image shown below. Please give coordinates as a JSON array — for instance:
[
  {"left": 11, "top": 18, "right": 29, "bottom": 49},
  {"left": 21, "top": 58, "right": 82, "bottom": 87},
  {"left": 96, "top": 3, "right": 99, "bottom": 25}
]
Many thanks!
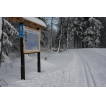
[
  {"left": 0, "top": 17, "right": 2, "bottom": 66},
  {"left": 0, "top": 17, "right": 19, "bottom": 64},
  {"left": 50, "top": 17, "right": 58, "bottom": 48},
  {"left": 56, "top": 17, "right": 67, "bottom": 49},
  {"left": 38, "top": 17, "right": 58, "bottom": 50},
  {"left": 83, "top": 17, "right": 103, "bottom": 47},
  {"left": 69, "top": 17, "right": 87, "bottom": 48},
  {"left": 37, "top": 17, "right": 50, "bottom": 49},
  {"left": 69, "top": 17, "right": 103, "bottom": 48},
  {"left": 3, "top": 18, "right": 19, "bottom": 54},
  {"left": 57, "top": 17, "right": 63, "bottom": 52},
  {"left": 96, "top": 17, "right": 106, "bottom": 47},
  {"left": 66, "top": 17, "right": 70, "bottom": 50},
  {"left": 50, "top": 17, "right": 53, "bottom": 49},
  {"left": 44, "top": 17, "right": 58, "bottom": 49}
]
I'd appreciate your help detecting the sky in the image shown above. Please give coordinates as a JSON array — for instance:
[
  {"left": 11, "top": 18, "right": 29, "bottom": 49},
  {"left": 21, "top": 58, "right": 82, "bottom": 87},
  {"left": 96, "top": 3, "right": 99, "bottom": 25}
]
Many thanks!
[{"left": 45, "top": 17, "right": 58, "bottom": 31}]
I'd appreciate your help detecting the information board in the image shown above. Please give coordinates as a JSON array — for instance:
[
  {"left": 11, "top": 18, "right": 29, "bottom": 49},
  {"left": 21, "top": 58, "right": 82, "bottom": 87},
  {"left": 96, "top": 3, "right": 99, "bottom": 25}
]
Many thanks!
[{"left": 23, "top": 27, "right": 40, "bottom": 53}]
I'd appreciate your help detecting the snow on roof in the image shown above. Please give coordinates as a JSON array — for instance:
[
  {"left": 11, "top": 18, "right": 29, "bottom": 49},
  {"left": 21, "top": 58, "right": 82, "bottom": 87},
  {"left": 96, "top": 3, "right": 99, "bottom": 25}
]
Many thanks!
[{"left": 23, "top": 17, "right": 46, "bottom": 28}]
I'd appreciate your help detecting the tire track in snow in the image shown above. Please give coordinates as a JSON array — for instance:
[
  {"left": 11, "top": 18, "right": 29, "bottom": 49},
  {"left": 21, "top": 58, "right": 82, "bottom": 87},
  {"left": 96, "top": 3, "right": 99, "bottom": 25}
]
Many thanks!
[{"left": 73, "top": 50, "right": 96, "bottom": 87}]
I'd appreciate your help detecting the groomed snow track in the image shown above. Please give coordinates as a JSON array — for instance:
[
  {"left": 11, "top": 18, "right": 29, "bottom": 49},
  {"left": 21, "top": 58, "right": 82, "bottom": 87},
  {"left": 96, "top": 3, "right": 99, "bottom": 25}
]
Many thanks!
[{"left": 72, "top": 50, "right": 101, "bottom": 87}]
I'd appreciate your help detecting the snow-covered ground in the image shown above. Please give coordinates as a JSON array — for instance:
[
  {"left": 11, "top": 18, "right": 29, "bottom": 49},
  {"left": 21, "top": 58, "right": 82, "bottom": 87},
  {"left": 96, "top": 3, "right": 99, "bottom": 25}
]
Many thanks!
[{"left": 0, "top": 48, "right": 106, "bottom": 87}]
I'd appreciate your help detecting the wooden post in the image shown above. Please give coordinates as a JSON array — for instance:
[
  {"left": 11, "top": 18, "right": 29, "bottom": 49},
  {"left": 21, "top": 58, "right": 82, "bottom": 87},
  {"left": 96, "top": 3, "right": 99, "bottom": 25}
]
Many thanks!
[
  {"left": 36, "top": 28, "right": 41, "bottom": 73},
  {"left": 20, "top": 38, "right": 25, "bottom": 80},
  {"left": 37, "top": 52, "right": 41, "bottom": 72},
  {"left": 19, "top": 23, "right": 25, "bottom": 80}
]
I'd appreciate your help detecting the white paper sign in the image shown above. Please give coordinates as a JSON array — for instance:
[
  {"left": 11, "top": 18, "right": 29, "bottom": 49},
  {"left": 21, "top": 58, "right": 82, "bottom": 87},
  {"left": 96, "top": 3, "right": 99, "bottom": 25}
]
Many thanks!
[{"left": 24, "top": 27, "right": 40, "bottom": 53}]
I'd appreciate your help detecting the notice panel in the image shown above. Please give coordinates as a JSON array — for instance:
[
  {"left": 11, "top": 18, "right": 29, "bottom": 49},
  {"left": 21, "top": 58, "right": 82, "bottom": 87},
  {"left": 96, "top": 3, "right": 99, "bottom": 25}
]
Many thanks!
[{"left": 23, "top": 27, "right": 40, "bottom": 53}]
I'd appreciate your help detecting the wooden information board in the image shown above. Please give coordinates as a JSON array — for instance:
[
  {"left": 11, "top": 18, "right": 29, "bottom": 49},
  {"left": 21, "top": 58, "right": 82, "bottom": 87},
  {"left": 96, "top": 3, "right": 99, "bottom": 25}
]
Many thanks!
[{"left": 23, "top": 27, "right": 40, "bottom": 53}]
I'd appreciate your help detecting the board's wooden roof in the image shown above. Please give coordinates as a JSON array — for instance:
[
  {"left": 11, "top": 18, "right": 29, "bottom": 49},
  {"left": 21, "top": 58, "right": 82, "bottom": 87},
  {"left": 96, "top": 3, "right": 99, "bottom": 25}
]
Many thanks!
[{"left": 7, "top": 17, "right": 47, "bottom": 29}]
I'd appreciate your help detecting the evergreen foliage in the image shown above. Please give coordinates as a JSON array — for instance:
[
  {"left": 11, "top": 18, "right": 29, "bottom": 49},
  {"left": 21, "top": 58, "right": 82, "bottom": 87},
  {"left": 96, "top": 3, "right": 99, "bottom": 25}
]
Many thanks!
[{"left": 0, "top": 17, "right": 105, "bottom": 63}]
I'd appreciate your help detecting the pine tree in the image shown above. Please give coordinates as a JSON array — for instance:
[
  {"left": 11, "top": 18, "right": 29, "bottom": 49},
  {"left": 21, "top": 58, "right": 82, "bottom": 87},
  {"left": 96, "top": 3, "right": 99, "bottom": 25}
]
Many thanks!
[
  {"left": 56, "top": 17, "right": 67, "bottom": 50},
  {"left": 57, "top": 17, "right": 63, "bottom": 52},
  {"left": 51, "top": 17, "right": 53, "bottom": 49},
  {"left": 0, "top": 17, "right": 19, "bottom": 65},
  {"left": 37, "top": 17, "right": 49, "bottom": 49},
  {"left": 69, "top": 17, "right": 103, "bottom": 48},
  {"left": 95, "top": 17, "right": 106, "bottom": 48},
  {"left": 83, "top": 17, "right": 103, "bottom": 47},
  {"left": 66, "top": 17, "right": 70, "bottom": 50},
  {"left": 39, "top": 17, "right": 58, "bottom": 50}
]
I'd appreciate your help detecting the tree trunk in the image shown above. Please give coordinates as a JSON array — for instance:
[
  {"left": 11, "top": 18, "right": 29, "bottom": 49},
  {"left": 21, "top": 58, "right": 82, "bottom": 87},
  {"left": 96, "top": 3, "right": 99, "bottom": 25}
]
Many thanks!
[
  {"left": 82, "top": 42, "right": 84, "bottom": 48},
  {"left": 6, "top": 45, "right": 8, "bottom": 56},
  {"left": 0, "top": 18, "right": 4, "bottom": 67},
  {"left": 58, "top": 17, "right": 63, "bottom": 53},
  {"left": 86, "top": 42, "right": 88, "bottom": 48},
  {"left": 51, "top": 17, "right": 53, "bottom": 49},
  {"left": 74, "top": 35, "right": 76, "bottom": 48},
  {"left": 77, "top": 36, "right": 78, "bottom": 48},
  {"left": 0, "top": 18, "right": 2, "bottom": 67},
  {"left": 66, "top": 17, "right": 70, "bottom": 50}
]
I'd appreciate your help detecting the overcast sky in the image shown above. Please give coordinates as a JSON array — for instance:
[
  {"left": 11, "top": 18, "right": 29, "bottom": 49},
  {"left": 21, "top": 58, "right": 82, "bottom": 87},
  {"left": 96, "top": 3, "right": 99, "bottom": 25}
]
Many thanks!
[{"left": 47, "top": 17, "right": 58, "bottom": 30}]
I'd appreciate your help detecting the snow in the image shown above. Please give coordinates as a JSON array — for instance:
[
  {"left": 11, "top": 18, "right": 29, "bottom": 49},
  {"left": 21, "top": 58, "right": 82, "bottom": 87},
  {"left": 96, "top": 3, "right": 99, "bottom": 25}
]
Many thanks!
[
  {"left": 89, "top": 17, "right": 102, "bottom": 27},
  {"left": 4, "top": 19, "right": 19, "bottom": 35},
  {"left": 23, "top": 17, "right": 47, "bottom": 28},
  {"left": 90, "top": 48, "right": 106, "bottom": 56},
  {"left": 3, "top": 32, "right": 12, "bottom": 46},
  {"left": 0, "top": 48, "right": 106, "bottom": 87}
]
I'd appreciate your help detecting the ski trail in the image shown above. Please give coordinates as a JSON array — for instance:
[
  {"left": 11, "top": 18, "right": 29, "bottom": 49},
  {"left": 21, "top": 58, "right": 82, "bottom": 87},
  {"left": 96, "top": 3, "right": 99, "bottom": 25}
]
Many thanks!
[
  {"left": 72, "top": 50, "right": 90, "bottom": 87},
  {"left": 73, "top": 50, "right": 96, "bottom": 87},
  {"left": 82, "top": 50, "right": 105, "bottom": 86}
]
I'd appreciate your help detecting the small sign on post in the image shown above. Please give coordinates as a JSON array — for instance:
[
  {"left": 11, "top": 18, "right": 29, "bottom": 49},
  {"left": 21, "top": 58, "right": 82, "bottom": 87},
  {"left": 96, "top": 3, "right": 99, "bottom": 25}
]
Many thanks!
[
  {"left": 19, "top": 24, "right": 24, "bottom": 38},
  {"left": 19, "top": 23, "right": 25, "bottom": 80}
]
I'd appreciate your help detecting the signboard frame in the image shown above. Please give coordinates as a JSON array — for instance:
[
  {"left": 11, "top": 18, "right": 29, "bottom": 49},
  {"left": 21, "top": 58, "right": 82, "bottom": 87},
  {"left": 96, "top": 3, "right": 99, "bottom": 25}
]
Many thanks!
[
  {"left": 23, "top": 26, "right": 40, "bottom": 54},
  {"left": 7, "top": 17, "right": 47, "bottom": 80}
]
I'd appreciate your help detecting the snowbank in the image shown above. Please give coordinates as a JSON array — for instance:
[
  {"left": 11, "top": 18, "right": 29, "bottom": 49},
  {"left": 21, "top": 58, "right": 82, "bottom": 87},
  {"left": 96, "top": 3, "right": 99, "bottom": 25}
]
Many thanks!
[
  {"left": 1, "top": 49, "right": 106, "bottom": 87},
  {"left": 25, "top": 57, "right": 54, "bottom": 71}
]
